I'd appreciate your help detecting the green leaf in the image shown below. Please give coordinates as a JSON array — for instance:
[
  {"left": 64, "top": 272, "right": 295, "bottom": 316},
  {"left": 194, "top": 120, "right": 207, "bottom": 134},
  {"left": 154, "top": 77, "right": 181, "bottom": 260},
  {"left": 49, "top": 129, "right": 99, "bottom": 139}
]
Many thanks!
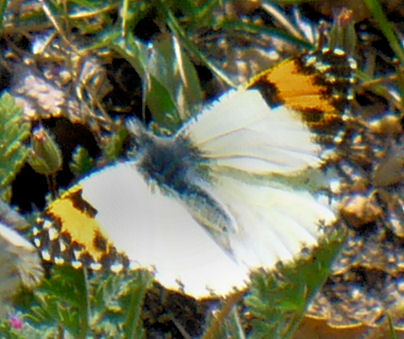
[
  {"left": 25, "top": 266, "right": 152, "bottom": 338},
  {"left": 70, "top": 146, "right": 95, "bottom": 177},
  {"left": 108, "top": 32, "right": 182, "bottom": 132},
  {"left": 27, "top": 267, "right": 88, "bottom": 338},
  {"left": 109, "top": 30, "right": 203, "bottom": 133},
  {"left": 159, "top": 0, "right": 236, "bottom": 87},
  {"left": 101, "top": 124, "right": 130, "bottom": 163},
  {"left": 147, "top": 34, "right": 204, "bottom": 123},
  {"left": 122, "top": 271, "right": 153, "bottom": 339},
  {"left": 0, "top": 92, "right": 30, "bottom": 201}
]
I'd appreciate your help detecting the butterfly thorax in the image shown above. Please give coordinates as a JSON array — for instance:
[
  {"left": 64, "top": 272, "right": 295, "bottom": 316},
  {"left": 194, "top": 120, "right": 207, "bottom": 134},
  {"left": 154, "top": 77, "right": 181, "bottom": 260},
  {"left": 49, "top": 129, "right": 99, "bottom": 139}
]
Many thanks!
[{"left": 134, "top": 127, "right": 207, "bottom": 195}]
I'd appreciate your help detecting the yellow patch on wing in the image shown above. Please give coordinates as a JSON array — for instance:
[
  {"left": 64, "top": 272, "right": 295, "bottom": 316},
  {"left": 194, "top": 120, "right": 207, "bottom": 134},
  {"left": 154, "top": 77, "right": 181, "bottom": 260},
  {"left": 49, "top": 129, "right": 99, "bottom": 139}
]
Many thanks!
[{"left": 47, "top": 185, "right": 112, "bottom": 262}]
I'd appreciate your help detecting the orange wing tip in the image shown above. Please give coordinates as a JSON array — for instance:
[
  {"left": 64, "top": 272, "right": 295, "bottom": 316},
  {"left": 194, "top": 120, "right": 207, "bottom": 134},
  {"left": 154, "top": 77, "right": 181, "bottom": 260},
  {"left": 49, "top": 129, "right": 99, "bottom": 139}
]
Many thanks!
[{"left": 248, "top": 47, "right": 356, "bottom": 146}]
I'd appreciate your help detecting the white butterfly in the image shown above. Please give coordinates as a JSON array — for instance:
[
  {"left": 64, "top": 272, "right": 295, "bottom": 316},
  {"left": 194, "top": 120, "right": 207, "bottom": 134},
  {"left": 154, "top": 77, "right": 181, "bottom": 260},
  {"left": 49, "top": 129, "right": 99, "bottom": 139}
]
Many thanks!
[{"left": 38, "top": 85, "right": 336, "bottom": 299}]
